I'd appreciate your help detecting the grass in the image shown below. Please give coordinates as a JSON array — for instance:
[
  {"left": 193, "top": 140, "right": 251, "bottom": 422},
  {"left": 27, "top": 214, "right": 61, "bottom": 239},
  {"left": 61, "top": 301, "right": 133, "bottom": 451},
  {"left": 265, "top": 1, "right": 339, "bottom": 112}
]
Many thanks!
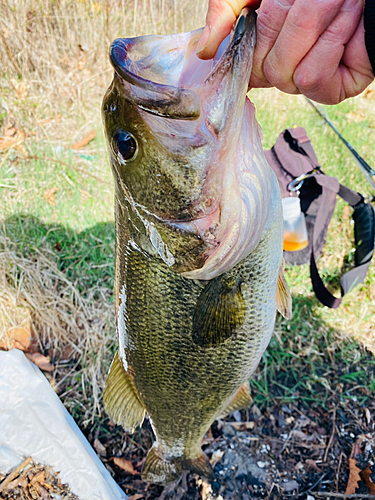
[{"left": 0, "top": 0, "right": 374, "bottom": 434}]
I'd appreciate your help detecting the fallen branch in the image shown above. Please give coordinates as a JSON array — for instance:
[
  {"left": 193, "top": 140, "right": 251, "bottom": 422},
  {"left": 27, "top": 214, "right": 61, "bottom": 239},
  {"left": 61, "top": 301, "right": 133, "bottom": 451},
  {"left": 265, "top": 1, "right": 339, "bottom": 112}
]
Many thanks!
[{"left": 0, "top": 456, "right": 32, "bottom": 493}]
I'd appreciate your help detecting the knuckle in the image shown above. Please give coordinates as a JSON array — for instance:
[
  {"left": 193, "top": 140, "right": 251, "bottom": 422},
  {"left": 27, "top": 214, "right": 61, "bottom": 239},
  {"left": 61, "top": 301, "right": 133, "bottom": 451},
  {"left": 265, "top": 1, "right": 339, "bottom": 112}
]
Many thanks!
[
  {"left": 293, "top": 68, "right": 342, "bottom": 104},
  {"left": 263, "top": 59, "right": 297, "bottom": 93},
  {"left": 293, "top": 67, "right": 321, "bottom": 92}
]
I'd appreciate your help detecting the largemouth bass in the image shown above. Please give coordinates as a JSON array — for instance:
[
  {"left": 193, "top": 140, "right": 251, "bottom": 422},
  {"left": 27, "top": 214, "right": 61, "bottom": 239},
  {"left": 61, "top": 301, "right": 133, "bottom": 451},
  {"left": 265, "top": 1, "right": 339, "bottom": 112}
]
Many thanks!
[{"left": 102, "top": 8, "right": 292, "bottom": 484}]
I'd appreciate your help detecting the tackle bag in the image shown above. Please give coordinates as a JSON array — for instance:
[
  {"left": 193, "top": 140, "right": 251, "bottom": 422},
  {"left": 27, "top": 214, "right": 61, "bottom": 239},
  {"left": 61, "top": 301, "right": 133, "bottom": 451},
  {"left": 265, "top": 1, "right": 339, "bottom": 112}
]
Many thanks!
[{"left": 264, "top": 127, "right": 375, "bottom": 309}]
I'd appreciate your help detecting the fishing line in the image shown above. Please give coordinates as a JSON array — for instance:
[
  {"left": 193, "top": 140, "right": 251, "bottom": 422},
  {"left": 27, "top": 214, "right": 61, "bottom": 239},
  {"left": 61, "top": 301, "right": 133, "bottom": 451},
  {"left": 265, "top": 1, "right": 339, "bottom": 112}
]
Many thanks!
[{"left": 305, "top": 97, "right": 375, "bottom": 194}]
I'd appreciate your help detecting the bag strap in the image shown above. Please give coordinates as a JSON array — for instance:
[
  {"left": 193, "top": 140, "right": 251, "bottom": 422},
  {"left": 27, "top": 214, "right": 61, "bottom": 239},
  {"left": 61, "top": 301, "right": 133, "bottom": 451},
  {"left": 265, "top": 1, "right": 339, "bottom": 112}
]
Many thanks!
[
  {"left": 290, "top": 138, "right": 375, "bottom": 309},
  {"left": 268, "top": 127, "right": 375, "bottom": 308}
]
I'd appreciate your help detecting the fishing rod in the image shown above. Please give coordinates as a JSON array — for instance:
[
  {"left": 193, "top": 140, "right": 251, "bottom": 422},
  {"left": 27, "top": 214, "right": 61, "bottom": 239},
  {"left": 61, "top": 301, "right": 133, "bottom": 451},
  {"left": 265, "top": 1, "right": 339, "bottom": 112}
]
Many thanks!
[{"left": 306, "top": 97, "right": 375, "bottom": 195}]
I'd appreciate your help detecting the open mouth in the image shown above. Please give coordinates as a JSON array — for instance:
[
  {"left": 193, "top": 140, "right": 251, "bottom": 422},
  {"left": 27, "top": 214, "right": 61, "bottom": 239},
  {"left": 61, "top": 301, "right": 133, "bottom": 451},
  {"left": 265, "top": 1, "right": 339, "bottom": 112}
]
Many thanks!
[
  {"left": 106, "top": 8, "right": 273, "bottom": 281},
  {"left": 108, "top": 8, "right": 256, "bottom": 122}
]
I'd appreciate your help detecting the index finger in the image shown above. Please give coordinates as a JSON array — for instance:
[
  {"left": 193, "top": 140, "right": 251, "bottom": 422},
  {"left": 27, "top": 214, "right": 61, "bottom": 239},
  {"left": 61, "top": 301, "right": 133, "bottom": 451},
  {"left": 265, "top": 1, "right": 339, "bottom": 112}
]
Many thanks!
[{"left": 196, "top": 0, "right": 261, "bottom": 60}]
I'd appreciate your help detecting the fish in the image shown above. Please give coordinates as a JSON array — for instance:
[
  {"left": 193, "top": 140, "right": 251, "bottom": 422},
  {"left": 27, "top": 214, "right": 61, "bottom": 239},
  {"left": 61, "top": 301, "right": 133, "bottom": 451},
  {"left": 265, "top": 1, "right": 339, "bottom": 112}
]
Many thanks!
[{"left": 102, "top": 8, "right": 292, "bottom": 485}]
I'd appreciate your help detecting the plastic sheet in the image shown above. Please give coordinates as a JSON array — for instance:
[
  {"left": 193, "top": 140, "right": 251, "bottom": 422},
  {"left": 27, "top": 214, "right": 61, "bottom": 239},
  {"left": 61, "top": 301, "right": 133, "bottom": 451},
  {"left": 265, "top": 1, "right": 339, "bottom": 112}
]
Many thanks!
[{"left": 0, "top": 349, "right": 127, "bottom": 500}]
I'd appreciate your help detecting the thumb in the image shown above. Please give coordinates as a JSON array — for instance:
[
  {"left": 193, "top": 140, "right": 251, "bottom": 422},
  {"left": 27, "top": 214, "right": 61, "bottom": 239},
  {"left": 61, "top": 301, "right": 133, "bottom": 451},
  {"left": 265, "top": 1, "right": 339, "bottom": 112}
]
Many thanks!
[{"left": 196, "top": 0, "right": 261, "bottom": 60}]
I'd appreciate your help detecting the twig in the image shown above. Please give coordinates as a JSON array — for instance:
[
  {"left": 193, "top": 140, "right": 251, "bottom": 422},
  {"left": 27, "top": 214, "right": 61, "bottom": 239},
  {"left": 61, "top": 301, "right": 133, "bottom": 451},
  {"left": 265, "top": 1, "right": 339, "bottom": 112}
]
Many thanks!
[
  {"left": 0, "top": 457, "right": 32, "bottom": 493},
  {"left": 336, "top": 452, "right": 344, "bottom": 491},
  {"left": 306, "top": 473, "right": 329, "bottom": 494},
  {"left": 316, "top": 494, "right": 375, "bottom": 498},
  {"left": 324, "top": 408, "right": 336, "bottom": 462}
]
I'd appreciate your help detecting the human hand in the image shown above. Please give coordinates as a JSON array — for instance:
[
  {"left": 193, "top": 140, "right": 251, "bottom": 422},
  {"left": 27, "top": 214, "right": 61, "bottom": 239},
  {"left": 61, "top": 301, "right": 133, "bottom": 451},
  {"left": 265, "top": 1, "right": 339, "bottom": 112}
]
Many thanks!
[{"left": 196, "top": 0, "right": 374, "bottom": 104}]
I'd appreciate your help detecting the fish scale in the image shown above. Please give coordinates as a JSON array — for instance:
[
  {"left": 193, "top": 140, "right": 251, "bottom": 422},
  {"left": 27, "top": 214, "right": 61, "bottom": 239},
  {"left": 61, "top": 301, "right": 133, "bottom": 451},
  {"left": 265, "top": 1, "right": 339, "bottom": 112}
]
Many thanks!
[{"left": 103, "top": 8, "right": 292, "bottom": 484}]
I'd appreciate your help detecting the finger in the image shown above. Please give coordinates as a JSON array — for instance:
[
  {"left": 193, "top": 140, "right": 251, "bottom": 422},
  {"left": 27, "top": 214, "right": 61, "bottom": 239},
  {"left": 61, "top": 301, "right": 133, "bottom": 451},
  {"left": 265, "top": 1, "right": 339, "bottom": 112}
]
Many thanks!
[
  {"left": 196, "top": 0, "right": 261, "bottom": 60},
  {"left": 249, "top": 0, "right": 295, "bottom": 88},
  {"left": 293, "top": 0, "right": 364, "bottom": 103},
  {"left": 263, "top": 0, "right": 346, "bottom": 94}
]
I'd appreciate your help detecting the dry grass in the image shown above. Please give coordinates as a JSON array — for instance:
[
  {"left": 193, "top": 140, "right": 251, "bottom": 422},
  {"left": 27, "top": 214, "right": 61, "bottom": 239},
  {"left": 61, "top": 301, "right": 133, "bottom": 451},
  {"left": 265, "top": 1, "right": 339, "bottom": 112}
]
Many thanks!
[
  {"left": 0, "top": 230, "right": 115, "bottom": 425},
  {"left": 0, "top": 0, "right": 208, "bottom": 138}
]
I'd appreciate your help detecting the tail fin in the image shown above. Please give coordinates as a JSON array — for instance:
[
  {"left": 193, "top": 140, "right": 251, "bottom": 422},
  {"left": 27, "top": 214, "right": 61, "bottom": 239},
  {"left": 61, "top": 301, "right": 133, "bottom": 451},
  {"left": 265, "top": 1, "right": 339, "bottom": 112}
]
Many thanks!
[{"left": 142, "top": 445, "right": 213, "bottom": 484}]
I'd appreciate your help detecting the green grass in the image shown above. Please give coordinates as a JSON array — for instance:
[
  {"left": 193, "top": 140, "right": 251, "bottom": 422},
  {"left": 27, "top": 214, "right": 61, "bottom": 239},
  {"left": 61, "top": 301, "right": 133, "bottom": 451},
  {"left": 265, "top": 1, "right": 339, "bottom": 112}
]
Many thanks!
[{"left": 249, "top": 88, "right": 375, "bottom": 410}]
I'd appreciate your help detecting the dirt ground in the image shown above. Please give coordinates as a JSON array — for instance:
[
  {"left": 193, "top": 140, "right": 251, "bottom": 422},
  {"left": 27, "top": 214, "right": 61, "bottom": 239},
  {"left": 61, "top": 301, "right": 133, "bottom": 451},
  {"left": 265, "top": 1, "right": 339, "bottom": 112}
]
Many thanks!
[{"left": 87, "top": 393, "right": 375, "bottom": 499}]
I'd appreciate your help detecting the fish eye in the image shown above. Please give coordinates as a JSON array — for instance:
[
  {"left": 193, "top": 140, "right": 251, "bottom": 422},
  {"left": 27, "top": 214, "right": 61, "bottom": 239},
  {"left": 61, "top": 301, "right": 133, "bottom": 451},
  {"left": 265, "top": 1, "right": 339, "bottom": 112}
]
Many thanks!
[{"left": 112, "top": 130, "right": 138, "bottom": 162}]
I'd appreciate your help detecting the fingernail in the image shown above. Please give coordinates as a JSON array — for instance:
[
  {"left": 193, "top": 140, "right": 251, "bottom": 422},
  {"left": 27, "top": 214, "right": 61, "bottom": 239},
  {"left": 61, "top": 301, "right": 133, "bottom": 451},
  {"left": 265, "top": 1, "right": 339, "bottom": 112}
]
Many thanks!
[{"left": 196, "top": 24, "right": 211, "bottom": 55}]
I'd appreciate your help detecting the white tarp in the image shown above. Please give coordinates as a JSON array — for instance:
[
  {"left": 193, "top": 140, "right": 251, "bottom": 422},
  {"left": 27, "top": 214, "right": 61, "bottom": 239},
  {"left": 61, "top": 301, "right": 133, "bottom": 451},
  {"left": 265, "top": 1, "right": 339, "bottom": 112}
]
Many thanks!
[{"left": 0, "top": 348, "right": 127, "bottom": 500}]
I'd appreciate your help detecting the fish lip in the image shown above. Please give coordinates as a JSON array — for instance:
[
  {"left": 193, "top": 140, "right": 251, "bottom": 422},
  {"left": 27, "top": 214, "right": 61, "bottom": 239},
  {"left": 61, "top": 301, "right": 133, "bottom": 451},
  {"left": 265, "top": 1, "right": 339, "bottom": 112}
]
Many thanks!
[
  {"left": 110, "top": 39, "right": 201, "bottom": 120},
  {"left": 108, "top": 8, "right": 256, "bottom": 120},
  {"left": 204, "top": 8, "right": 256, "bottom": 85}
]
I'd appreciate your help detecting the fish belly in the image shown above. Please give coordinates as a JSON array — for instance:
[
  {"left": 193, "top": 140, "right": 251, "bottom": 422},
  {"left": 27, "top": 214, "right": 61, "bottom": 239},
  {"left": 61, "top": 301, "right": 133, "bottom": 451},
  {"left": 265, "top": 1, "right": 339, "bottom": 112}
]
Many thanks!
[{"left": 116, "top": 173, "right": 283, "bottom": 481}]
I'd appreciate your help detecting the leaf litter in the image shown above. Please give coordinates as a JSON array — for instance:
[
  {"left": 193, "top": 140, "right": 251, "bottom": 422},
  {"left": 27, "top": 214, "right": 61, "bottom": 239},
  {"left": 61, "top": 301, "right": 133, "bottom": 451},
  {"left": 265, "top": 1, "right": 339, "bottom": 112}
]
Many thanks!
[
  {"left": 88, "top": 396, "right": 375, "bottom": 500},
  {"left": 0, "top": 457, "right": 79, "bottom": 500}
]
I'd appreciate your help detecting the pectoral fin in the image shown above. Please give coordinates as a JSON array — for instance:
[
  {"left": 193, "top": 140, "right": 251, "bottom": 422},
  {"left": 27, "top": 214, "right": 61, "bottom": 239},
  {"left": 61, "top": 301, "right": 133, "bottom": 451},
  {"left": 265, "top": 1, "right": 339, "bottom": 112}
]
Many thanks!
[
  {"left": 103, "top": 352, "right": 145, "bottom": 432},
  {"left": 192, "top": 276, "right": 246, "bottom": 348},
  {"left": 218, "top": 381, "right": 252, "bottom": 418},
  {"left": 276, "top": 265, "right": 292, "bottom": 320}
]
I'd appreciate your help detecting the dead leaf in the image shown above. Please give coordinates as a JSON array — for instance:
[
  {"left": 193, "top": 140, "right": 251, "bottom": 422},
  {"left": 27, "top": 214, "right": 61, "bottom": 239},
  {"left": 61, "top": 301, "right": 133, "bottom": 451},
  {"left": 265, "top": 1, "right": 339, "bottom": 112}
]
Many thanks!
[
  {"left": 43, "top": 187, "right": 58, "bottom": 205},
  {"left": 345, "top": 458, "right": 362, "bottom": 494},
  {"left": 201, "top": 479, "right": 212, "bottom": 500},
  {"left": 363, "top": 88, "right": 375, "bottom": 100},
  {"left": 31, "top": 471, "right": 46, "bottom": 485},
  {"left": 343, "top": 205, "right": 351, "bottom": 222},
  {"left": 349, "top": 435, "right": 365, "bottom": 460},
  {"left": 71, "top": 130, "right": 96, "bottom": 150},
  {"left": 292, "top": 430, "right": 311, "bottom": 440},
  {"left": 111, "top": 457, "right": 137, "bottom": 475},
  {"left": 61, "top": 345, "right": 72, "bottom": 360},
  {"left": 4, "top": 127, "right": 16, "bottom": 137},
  {"left": 364, "top": 408, "right": 372, "bottom": 426},
  {"left": 10, "top": 78, "right": 29, "bottom": 100},
  {"left": 0, "top": 115, "right": 26, "bottom": 154},
  {"left": 228, "top": 421, "right": 255, "bottom": 430},
  {"left": 346, "top": 111, "right": 365, "bottom": 123},
  {"left": 210, "top": 450, "right": 224, "bottom": 467},
  {"left": 128, "top": 495, "right": 144, "bottom": 500},
  {"left": 362, "top": 464, "right": 375, "bottom": 494},
  {"left": 25, "top": 352, "right": 55, "bottom": 372},
  {"left": 77, "top": 59, "right": 86, "bottom": 71},
  {"left": 305, "top": 459, "right": 321, "bottom": 472},
  {"left": 94, "top": 438, "right": 106, "bottom": 456},
  {"left": 0, "top": 326, "right": 31, "bottom": 351},
  {"left": 37, "top": 484, "right": 50, "bottom": 500},
  {"left": 0, "top": 134, "right": 24, "bottom": 152}
]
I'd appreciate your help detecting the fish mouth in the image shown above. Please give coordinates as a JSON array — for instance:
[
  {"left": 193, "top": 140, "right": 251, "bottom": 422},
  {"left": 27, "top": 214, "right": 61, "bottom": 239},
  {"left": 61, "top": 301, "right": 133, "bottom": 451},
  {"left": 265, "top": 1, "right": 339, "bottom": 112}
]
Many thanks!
[
  {"left": 108, "top": 9, "right": 271, "bottom": 281},
  {"left": 109, "top": 8, "right": 256, "bottom": 123}
]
